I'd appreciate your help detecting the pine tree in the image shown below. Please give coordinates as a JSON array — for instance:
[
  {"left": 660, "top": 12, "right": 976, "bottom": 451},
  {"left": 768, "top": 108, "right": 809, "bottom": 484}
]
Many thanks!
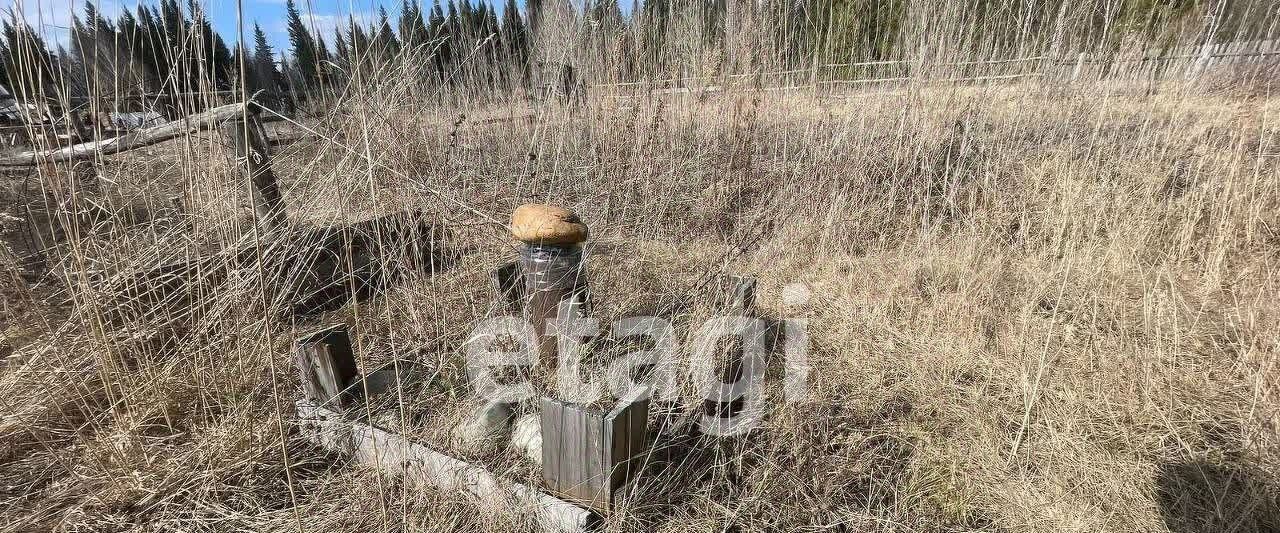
[
  {"left": 501, "top": 0, "right": 527, "bottom": 65},
  {"left": 333, "top": 27, "right": 350, "bottom": 65},
  {"left": 590, "top": 0, "right": 624, "bottom": 54},
  {"left": 68, "top": 15, "right": 93, "bottom": 96},
  {"left": 526, "top": 0, "right": 544, "bottom": 38},
  {"left": 429, "top": 1, "right": 447, "bottom": 37},
  {"left": 250, "top": 23, "right": 283, "bottom": 96},
  {"left": 231, "top": 42, "right": 246, "bottom": 89},
  {"left": 116, "top": 10, "right": 159, "bottom": 91},
  {"left": 71, "top": 0, "right": 120, "bottom": 97},
  {"left": 591, "top": 0, "right": 624, "bottom": 32},
  {"left": 375, "top": 7, "right": 401, "bottom": 59},
  {"left": 188, "top": 0, "right": 232, "bottom": 88},
  {"left": 481, "top": 2, "right": 501, "bottom": 57},
  {"left": 285, "top": 0, "right": 322, "bottom": 86},
  {"left": 429, "top": 2, "right": 449, "bottom": 74},
  {"left": 158, "top": 0, "right": 194, "bottom": 91},
  {"left": 447, "top": 1, "right": 461, "bottom": 38},
  {"left": 486, "top": 2, "right": 502, "bottom": 37},
  {"left": 400, "top": 0, "right": 430, "bottom": 53},
  {"left": 0, "top": 20, "right": 58, "bottom": 100},
  {"left": 213, "top": 34, "right": 234, "bottom": 87},
  {"left": 54, "top": 45, "right": 75, "bottom": 94},
  {"left": 84, "top": 1, "right": 115, "bottom": 35},
  {"left": 136, "top": 6, "right": 169, "bottom": 90},
  {"left": 352, "top": 17, "right": 372, "bottom": 54},
  {"left": 316, "top": 33, "right": 331, "bottom": 65}
]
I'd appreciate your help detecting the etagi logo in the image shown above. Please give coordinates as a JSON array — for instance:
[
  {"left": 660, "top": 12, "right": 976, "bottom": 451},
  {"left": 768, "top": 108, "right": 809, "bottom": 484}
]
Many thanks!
[{"left": 462, "top": 282, "right": 812, "bottom": 436}]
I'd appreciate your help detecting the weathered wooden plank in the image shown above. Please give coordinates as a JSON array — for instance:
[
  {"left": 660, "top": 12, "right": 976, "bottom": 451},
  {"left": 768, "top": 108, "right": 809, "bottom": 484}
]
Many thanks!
[
  {"left": 605, "top": 386, "right": 651, "bottom": 492},
  {"left": 286, "top": 210, "right": 450, "bottom": 315},
  {"left": 542, "top": 387, "right": 651, "bottom": 512},
  {"left": 563, "top": 402, "right": 587, "bottom": 503},
  {"left": 541, "top": 397, "right": 564, "bottom": 493},
  {"left": 299, "top": 403, "right": 595, "bottom": 532},
  {"left": 294, "top": 324, "right": 359, "bottom": 409},
  {"left": 604, "top": 410, "right": 622, "bottom": 491},
  {"left": 584, "top": 410, "right": 606, "bottom": 508},
  {"left": 626, "top": 398, "right": 647, "bottom": 472}
]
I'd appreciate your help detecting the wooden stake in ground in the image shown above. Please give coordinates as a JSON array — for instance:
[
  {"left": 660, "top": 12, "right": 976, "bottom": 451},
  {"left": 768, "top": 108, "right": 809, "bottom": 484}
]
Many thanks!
[
  {"left": 294, "top": 324, "right": 360, "bottom": 410},
  {"left": 223, "top": 111, "right": 287, "bottom": 232}
]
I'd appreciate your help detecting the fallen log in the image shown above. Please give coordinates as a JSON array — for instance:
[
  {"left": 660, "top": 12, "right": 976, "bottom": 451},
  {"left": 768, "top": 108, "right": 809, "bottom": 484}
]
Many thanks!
[{"left": 0, "top": 102, "right": 250, "bottom": 167}]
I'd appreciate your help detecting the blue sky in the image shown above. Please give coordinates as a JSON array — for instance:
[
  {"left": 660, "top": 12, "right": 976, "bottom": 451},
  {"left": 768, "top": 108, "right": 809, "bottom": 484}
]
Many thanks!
[{"left": 0, "top": 0, "right": 523, "bottom": 53}]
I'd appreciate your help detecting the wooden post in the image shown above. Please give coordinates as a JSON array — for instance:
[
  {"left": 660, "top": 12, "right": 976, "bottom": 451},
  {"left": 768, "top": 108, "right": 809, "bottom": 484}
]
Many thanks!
[
  {"left": 223, "top": 112, "right": 287, "bottom": 232},
  {"left": 493, "top": 261, "right": 525, "bottom": 314},
  {"left": 294, "top": 324, "right": 360, "bottom": 409},
  {"left": 702, "top": 275, "right": 757, "bottom": 422},
  {"left": 1071, "top": 52, "right": 1086, "bottom": 82},
  {"left": 541, "top": 386, "right": 651, "bottom": 511}
]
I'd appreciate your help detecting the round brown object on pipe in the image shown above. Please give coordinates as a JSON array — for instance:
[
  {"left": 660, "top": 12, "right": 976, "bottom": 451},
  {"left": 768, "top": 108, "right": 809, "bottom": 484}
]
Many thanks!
[{"left": 510, "top": 204, "right": 588, "bottom": 244}]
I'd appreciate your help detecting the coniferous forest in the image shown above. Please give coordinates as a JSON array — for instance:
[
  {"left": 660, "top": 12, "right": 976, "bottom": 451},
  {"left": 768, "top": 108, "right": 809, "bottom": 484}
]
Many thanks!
[{"left": 1, "top": 0, "right": 1276, "bottom": 115}]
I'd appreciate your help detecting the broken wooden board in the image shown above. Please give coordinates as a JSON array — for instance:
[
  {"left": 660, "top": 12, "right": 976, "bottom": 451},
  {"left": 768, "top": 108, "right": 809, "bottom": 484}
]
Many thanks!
[
  {"left": 540, "top": 386, "right": 651, "bottom": 512},
  {"left": 297, "top": 401, "right": 596, "bottom": 533},
  {"left": 283, "top": 210, "right": 453, "bottom": 315},
  {"left": 295, "top": 324, "right": 360, "bottom": 410},
  {"left": 291, "top": 321, "right": 591, "bottom": 531}
]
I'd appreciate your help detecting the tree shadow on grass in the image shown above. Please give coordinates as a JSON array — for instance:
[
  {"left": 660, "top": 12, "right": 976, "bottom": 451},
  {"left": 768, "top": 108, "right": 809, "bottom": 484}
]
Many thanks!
[{"left": 1156, "top": 459, "right": 1279, "bottom": 533}]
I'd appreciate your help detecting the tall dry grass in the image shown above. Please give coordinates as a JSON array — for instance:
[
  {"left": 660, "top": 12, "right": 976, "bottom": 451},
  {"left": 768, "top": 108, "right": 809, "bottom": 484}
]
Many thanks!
[{"left": 2, "top": 2, "right": 1280, "bottom": 532}]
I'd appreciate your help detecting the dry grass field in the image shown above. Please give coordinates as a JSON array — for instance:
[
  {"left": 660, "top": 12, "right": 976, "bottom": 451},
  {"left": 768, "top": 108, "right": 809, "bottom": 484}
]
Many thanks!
[{"left": 1, "top": 22, "right": 1279, "bottom": 533}]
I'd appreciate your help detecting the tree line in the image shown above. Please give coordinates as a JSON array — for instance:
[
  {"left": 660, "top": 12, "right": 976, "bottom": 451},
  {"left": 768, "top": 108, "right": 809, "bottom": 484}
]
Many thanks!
[
  {"left": 0, "top": 0, "right": 1275, "bottom": 114},
  {"left": 1, "top": 0, "right": 538, "bottom": 110}
]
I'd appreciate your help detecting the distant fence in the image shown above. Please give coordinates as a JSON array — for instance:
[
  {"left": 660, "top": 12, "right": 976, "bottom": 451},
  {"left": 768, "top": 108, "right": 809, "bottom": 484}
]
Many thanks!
[{"left": 590, "top": 43, "right": 1280, "bottom": 98}]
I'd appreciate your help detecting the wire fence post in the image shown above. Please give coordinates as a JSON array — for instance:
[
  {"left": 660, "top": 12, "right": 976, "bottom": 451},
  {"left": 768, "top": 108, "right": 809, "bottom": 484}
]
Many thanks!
[{"left": 223, "top": 111, "right": 287, "bottom": 233}]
